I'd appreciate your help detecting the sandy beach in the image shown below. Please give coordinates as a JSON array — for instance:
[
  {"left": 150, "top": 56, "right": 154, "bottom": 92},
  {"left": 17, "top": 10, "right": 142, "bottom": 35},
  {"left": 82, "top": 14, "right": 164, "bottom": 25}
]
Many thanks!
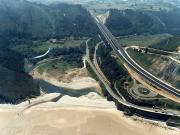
[
  {"left": 0, "top": 67, "right": 179, "bottom": 135},
  {"left": 0, "top": 106, "right": 179, "bottom": 135},
  {"left": 0, "top": 92, "right": 179, "bottom": 135}
]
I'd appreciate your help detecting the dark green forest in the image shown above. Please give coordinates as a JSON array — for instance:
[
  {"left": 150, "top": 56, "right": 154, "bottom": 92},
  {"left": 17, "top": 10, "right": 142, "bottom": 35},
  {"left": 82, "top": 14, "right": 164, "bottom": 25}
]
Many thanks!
[
  {"left": 0, "top": 0, "right": 98, "bottom": 48},
  {"left": 0, "top": 48, "right": 24, "bottom": 72},
  {"left": 0, "top": 0, "right": 180, "bottom": 104},
  {"left": 0, "top": 48, "right": 40, "bottom": 104},
  {"left": 0, "top": 0, "right": 99, "bottom": 103},
  {"left": 106, "top": 9, "right": 180, "bottom": 36}
]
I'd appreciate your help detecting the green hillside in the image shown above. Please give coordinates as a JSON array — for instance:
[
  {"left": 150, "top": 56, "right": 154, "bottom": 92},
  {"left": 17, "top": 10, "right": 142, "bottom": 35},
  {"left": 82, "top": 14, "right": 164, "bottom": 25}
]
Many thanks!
[
  {"left": 0, "top": 0, "right": 99, "bottom": 103},
  {"left": 106, "top": 9, "right": 165, "bottom": 36},
  {"left": 0, "top": 0, "right": 98, "bottom": 48},
  {"left": 0, "top": 66, "right": 40, "bottom": 104},
  {"left": 106, "top": 9, "right": 180, "bottom": 36},
  {"left": 0, "top": 48, "right": 40, "bottom": 104}
]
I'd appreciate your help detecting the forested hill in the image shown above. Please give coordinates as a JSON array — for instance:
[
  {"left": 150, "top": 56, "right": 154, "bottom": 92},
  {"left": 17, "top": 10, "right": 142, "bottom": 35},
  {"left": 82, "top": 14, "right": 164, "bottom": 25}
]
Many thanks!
[
  {"left": 0, "top": 48, "right": 24, "bottom": 72},
  {"left": 0, "top": 0, "right": 98, "bottom": 48},
  {"left": 0, "top": 0, "right": 99, "bottom": 104},
  {"left": 151, "top": 9, "right": 180, "bottom": 35},
  {"left": 106, "top": 9, "right": 180, "bottom": 36},
  {"left": 0, "top": 48, "right": 40, "bottom": 104}
]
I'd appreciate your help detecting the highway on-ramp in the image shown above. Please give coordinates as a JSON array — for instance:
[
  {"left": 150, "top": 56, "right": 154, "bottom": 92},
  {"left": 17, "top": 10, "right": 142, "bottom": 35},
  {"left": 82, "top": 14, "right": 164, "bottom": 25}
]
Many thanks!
[
  {"left": 85, "top": 38, "right": 180, "bottom": 117},
  {"left": 91, "top": 12, "right": 180, "bottom": 102}
]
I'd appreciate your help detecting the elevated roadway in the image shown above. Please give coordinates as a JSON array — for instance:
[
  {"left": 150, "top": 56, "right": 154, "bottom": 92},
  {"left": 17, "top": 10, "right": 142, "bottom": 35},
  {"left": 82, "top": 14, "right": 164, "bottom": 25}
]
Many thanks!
[
  {"left": 85, "top": 38, "right": 180, "bottom": 117},
  {"left": 90, "top": 11, "right": 180, "bottom": 102}
]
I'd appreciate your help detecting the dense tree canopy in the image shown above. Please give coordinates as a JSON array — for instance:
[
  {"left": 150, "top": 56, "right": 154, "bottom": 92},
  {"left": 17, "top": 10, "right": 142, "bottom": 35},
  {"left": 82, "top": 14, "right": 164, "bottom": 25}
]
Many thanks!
[
  {"left": 106, "top": 9, "right": 180, "bottom": 36},
  {"left": 0, "top": 0, "right": 98, "bottom": 48}
]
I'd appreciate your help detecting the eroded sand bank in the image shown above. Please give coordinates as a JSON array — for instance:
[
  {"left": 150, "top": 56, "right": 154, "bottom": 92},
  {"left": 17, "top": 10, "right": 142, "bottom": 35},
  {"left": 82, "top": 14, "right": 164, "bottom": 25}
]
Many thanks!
[{"left": 0, "top": 67, "right": 178, "bottom": 135}]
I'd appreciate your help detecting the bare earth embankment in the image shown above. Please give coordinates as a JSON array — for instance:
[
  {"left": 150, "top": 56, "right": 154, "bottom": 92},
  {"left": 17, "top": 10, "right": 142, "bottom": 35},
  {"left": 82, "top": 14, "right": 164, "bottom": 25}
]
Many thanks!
[
  {"left": 33, "top": 67, "right": 102, "bottom": 94},
  {"left": 0, "top": 67, "right": 179, "bottom": 135}
]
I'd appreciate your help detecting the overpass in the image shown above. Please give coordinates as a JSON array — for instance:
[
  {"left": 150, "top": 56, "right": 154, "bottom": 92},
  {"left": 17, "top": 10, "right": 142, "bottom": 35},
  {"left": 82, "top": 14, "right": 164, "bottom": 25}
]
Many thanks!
[
  {"left": 90, "top": 11, "right": 180, "bottom": 103},
  {"left": 85, "top": 38, "right": 180, "bottom": 117}
]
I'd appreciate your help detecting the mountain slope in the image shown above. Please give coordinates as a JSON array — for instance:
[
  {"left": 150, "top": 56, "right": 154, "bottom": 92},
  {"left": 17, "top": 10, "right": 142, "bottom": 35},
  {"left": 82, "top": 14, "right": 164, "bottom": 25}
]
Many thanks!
[
  {"left": 106, "top": 9, "right": 165, "bottom": 36},
  {"left": 106, "top": 9, "right": 180, "bottom": 36},
  {"left": 0, "top": 48, "right": 24, "bottom": 72},
  {"left": 0, "top": 66, "right": 40, "bottom": 104},
  {"left": 0, "top": 48, "right": 40, "bottom": 104},
  {"left": 0, "top": 0, "right": 98, "bottom": 47},
  {"left": 0, "top": 0, "right": 99, "bottom": 104}
]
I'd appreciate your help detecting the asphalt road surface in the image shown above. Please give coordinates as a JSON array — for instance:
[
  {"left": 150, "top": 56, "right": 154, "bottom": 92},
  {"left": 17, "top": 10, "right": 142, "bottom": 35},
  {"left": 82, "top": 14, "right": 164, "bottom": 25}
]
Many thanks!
[
  {"left": 85, "top": 38, "right": 180, "bottom": 117},
  {"left": 91, "top": 12, "right": 180, "bottom": 100}
]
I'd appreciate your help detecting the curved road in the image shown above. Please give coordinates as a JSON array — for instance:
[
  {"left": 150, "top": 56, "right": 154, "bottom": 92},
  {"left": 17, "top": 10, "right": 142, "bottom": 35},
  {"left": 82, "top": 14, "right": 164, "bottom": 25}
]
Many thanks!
[
  {"left": 91, "top": 12, "right": 180, "bottom": 102},
  {"left": 85, "top": 38, "right": 180, "bottom": 117},
  {"left": 32, "top": 48, "right": 51, "bottom": 59}
]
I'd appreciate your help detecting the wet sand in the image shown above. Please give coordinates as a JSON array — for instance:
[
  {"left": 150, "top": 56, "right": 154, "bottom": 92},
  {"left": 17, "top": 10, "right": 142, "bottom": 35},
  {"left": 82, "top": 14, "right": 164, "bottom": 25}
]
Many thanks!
[{"left": 0, "top": 106, "right": 179, "bottom": 135}]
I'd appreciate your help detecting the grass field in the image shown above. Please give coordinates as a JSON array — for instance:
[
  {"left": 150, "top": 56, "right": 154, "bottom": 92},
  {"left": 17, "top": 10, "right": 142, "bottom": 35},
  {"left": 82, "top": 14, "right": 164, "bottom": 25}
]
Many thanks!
[
  {"left": 117, "top": 33, "right": 172, "bottom": 47},
  {"left": 12, "top": 38, "right": 86, "bottom": 55},
  {"left": 126, "top": 48, "right": 158, "bottom": 70},
  {"left": 38, "top": 59, "right": 78, "bottom": 75},
  {"left": 87, "top": 2, "right": 172, "bottom": 11},
  {"left": 150, "top": 36, "right": 180, "bottom": 52},
  {"left": 157, "top": 98, "right": 180, "bottom": 110}
]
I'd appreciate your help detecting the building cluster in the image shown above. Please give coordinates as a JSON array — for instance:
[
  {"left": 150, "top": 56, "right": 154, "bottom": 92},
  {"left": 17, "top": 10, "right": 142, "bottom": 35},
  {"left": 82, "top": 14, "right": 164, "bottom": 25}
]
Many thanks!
[
  {"left": 49, "top": 38, "right": 65, "bottom": 44},
  {"left": 133, "top": 47, "right": 148, "bottom": 53}
]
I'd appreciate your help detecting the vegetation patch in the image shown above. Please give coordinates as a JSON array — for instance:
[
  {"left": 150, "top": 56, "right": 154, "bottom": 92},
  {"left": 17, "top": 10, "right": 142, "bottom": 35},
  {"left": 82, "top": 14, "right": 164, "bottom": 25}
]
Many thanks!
[
  {"left": 105, "top": 9, "right": 166, "bottom": 36},
  {"left": 156, "top": 99, "right": 180, "bottom": 110},
  {"left": 98, "top": 45, "right": 131, "bottom": 83},
  {"left": 0, "top": 66, "right": 40, "bottom": 104},
  {"left": 106, "top": 9, "right": 180, "bottom": 36},
  {"left": 0, "top": 48, "right": 40, "bottom": 104},
  {"left": 0, "top": 0, "right": 98, "bottom": 48},
  {"left": 11, "top": 38, "right": 86, "bottom": 57},
  {"left": 38, "top": 58, "right": 79, "bottom": 75},
  {"left": 150, "top": 36, "right": 180, "bottom": 52},
  {"left": 87, "top": 1, "right": 173, "bottom": 11},
  {"left": 127, "top": 48, "right": 157, "bottom": 70},
  {"left": 117, "top": 34, "right": 172, "bottom": 47}
]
